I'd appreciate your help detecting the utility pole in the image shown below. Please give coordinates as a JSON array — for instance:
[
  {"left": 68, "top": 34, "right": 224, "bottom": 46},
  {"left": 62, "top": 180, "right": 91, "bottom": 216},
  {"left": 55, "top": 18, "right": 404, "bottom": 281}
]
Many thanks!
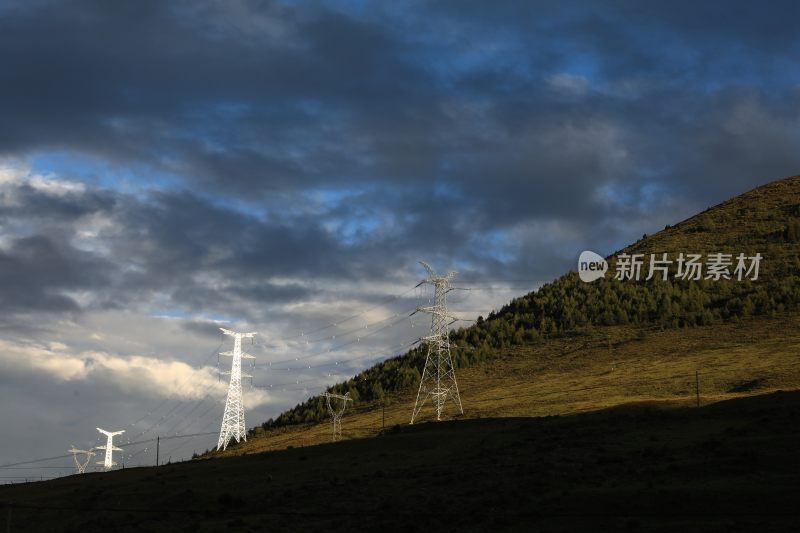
[
  {"left": 695, "top": 370, "right": 700, "bottom": 407},
  {"left": 95, "top": 428, "right": 124, "bottom": 471},
  {"left": 323, "top": 392, "right": 352, "bottom": 442},
  {"left": 217, "top": 328, "right": 256, "bottom": 451},
  {"left": 156, "top": 435, "right": 160, "bottom": 467},
  {"left": 411, "top": 261, "right": 464, "bottom": 424}
]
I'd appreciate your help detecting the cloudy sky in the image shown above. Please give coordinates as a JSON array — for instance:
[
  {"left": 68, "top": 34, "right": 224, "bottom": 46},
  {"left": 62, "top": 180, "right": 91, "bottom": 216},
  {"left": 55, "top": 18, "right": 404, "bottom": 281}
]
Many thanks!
[{"left": 1, "top": 0, "right": 799, "bottom": 475}]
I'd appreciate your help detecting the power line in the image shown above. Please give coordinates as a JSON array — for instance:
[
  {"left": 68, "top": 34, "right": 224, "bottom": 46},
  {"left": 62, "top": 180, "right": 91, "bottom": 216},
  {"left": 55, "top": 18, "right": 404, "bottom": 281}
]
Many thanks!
[
  {"left": 271, "top": 285, "right": 419, "bottom": 342},
  {"left": 156, "top": 426, "right": 220, "bottom": 461},
  {"left": 458, "top": 286, "right": 538, "bottom": 291},
  {"left": 255, "top": 304, "right": 419, "bottom": 351},
  {"left": 122, "top": 336, "right": 226, "bottom": 445},
  {"left": 0, "top": 454, "right": 73, "bottom": 469},
  {"left": 0, "top": 467, "right": 74, "bottom": 470},
  {"left": 253, "top": 338, "right": 420, "bottom": 391},
  {"left": 258, "top": 312, "right": 416, "bottom": 369},
  {"left": 123, "top": 401, "right": 220, "bottom": 464}
]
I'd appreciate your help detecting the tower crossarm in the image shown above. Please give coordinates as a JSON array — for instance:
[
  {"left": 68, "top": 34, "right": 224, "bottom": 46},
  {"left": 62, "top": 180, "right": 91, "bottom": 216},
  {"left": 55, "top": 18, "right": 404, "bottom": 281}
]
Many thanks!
[
  {"left": 220, "top": 350, "right": 256, "bottom": 359},
  {"left": 415, "top": 306, "right": 461, "bottom": 321},
  {"left": 220, "top": 327, "right": 256, "bottom": 338}
]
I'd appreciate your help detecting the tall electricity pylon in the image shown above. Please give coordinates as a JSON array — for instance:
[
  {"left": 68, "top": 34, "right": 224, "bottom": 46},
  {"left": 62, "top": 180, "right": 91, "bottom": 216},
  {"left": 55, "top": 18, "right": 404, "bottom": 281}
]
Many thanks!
[
  {"left": 96, "top": 428, "right": 124, "bottom": 471},
  {"left": 410, "top": 261, "right": 464, "bottom": 424},
  {"left": 323, "top": 392, "right": 352, "bottom": 442},
  {"left": 68, "top": 446, "right": 95, "bottom": 474},
  {"left": 217, "top": 327, "right": 256, "bottom": 451}
]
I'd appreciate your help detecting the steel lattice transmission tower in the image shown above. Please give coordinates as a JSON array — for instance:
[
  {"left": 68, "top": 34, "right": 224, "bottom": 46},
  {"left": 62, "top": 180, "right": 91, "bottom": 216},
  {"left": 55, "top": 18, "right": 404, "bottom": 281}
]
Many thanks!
[
  {"left": 95, "top": 428, "right": 124, "bottom": 471},
  {"left": 68, "top": 446, "right": 95, "bottom": 474},
  {"left": 410, "top": 261, "right": 464, "bottom": 424},
  {"left": 323, "top": 392, "right": 352, "bottom": 442},
  {"left": 217, "top": 327, "right": 256, "bottom": 451}
]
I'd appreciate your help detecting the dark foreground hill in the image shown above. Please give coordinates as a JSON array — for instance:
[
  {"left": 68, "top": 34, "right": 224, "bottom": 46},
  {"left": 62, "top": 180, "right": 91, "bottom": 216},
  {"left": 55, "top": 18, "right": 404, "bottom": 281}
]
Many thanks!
[{"left": 1, "top": 390, "right": 799, "bottom": 532}]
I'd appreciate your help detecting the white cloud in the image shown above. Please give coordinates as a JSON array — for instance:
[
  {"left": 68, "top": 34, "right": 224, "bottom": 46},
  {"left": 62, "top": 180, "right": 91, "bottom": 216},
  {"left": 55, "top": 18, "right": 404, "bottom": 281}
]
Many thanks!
[
  {"left": 0, "top": 159, "right": 85, "bottom": 196},
  {"left": 0, "top": 337, "right": 272, "bottom": 407},
  {"left": 0, "top": 162, "right": 27, "bottom": 185},
  {"left": 29, "top": 174, "right": 86, "bottom": 196}
]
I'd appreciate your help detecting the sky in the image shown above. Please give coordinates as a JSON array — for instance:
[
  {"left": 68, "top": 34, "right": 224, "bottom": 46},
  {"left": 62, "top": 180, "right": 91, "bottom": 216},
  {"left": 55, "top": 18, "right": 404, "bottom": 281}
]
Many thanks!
[{"left": 1, "top": 0, "right": 799, "bottom": 476}]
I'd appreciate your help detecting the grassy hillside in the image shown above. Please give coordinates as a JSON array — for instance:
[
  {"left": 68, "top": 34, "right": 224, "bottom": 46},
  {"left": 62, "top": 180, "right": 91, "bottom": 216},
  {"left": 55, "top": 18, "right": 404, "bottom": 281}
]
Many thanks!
[
  {"left": 2, "top": 390, "right": 798, "bottom": 532},
  {"left": 218, "top": 313, "right": 800, "bottom": 455},
  {"left": 234, "top": 174, "right": 800, "bottom": 440}
]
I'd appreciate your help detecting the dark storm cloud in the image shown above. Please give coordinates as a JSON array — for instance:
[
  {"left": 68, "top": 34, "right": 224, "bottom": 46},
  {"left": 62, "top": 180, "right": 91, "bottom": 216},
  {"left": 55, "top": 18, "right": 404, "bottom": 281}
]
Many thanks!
[
  {"left": 0, "top": 182, "right": 115, "bottom": 222},
  {"left": 0, "top": 234, "right": 111, "bottom": 313},
  {"left": 0, "top": 0, "right": 435, "bottom": 190},
  {"left": 4, "top": 186, "right": 337, "bottom": 318},
  {"left": 0, "top": 179, "right": 419, "bottom": 321},
  {"left": 1, "top": 0, "right": 798, "bottom": 217},
  {"left": 0, "top": 0, "right": 799, "bottom": 320},
  {"left": 110, "top": 189, "right": 350, "bottom": 281}
]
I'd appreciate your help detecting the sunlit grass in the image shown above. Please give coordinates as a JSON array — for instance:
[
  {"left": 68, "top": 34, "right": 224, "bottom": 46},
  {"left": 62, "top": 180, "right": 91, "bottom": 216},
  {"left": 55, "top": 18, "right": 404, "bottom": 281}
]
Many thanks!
[{"left": 217, "top": 313, "right": 800, "bottom": 457}]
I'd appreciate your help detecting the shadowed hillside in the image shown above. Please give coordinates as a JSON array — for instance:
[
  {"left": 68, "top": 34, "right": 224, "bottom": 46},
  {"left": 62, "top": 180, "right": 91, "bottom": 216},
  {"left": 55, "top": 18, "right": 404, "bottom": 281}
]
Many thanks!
[{"left": 1, "top": 391, "right": 798, "bottom": 532}]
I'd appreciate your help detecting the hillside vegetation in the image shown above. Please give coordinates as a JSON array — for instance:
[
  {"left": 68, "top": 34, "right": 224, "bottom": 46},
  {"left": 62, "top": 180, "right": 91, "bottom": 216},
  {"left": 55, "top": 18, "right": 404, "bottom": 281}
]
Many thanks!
[{"left": 232, "top": 175, "right": 800, "bottom": 440}]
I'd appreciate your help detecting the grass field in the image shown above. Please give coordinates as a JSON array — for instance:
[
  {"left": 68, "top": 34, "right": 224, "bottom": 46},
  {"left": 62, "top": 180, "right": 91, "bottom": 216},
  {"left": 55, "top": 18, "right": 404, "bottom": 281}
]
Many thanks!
[{"left": 214, "top": 313, "right": 800, "bottom": 456}]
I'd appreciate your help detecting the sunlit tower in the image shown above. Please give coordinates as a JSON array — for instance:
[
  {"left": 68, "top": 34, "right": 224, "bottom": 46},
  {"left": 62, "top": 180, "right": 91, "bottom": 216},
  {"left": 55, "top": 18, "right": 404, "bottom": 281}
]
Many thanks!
[
  {"left": 68, "top": 446, "right": 95, "bottom": 474},
  {"left": 410, "top": 261, "right": 464, "bottom": 424},
  {"left": 323, "top": 392, "right": 352, "bottom": 442},
  {"left": 95, "top": 428, "right": 124, "bottom": 471},
  {"left": 217, "top": 327, "right": 256, "bottom": 451}
]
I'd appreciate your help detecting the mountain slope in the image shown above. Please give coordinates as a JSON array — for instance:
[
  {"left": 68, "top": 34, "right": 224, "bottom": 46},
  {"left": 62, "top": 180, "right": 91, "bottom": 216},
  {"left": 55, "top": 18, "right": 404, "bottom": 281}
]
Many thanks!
[
  {"left": 225, "top": 174, "right": 800, "bottom": 445},
  {"left": 220, "top": 312, "right": 800, "bottom": 455}
]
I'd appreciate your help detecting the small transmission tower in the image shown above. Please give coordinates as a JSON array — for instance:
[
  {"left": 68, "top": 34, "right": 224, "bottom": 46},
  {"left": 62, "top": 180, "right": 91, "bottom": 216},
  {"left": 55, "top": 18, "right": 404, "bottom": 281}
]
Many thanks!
[
  {"left": 217, "top": 327, "right": 256, "bottom": 451},
  {"left": 410, "top": 261, "right": 464, "bottom": 424},
  {"left": 95, "top": 428, "right": 124, "bottom": 471},
  {"left": 68, "top": 446, "right": 95, "bottom": 474},
  {"left": 323, "top": 392, "right": 352, "bottom": 442}
]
